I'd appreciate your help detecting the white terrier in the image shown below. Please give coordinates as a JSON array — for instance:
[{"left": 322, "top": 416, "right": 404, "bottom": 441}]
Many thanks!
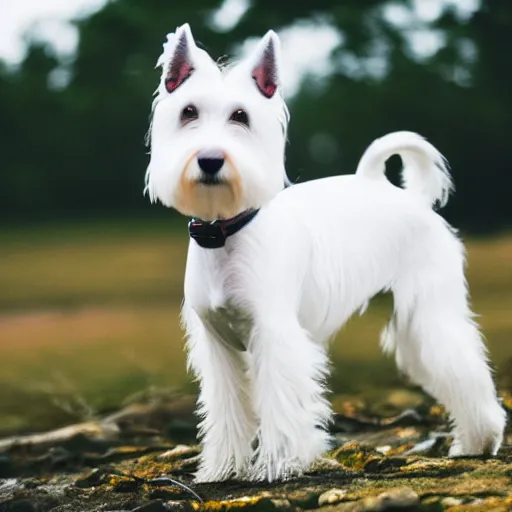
[{"left": 145, "top": 24, "right": 506, "bottom": 482}]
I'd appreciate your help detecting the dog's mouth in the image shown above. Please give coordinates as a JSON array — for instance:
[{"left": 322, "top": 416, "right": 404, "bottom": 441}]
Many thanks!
[{"left": 197, "top": 175, "right": 227, "bottom": 186}]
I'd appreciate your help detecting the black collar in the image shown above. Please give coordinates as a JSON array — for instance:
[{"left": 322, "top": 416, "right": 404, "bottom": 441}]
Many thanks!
[{"left": 188, "top": 209, "right": 259, "bottom": 249}]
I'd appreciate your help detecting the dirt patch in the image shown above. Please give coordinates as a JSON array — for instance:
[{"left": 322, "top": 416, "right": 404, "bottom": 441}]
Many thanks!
[{"left": 0, "top": 389, "right": 510, "bottom": 511}]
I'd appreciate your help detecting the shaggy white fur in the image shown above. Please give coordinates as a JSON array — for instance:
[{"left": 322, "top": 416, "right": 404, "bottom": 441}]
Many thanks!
[{"left": 145, "top": 24, "right": 506, "bottom": 483}]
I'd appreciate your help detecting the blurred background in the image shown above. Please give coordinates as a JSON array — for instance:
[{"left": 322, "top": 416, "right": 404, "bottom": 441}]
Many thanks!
[{"left": 0, "top": 0, "right": 511, "bottom": 436}]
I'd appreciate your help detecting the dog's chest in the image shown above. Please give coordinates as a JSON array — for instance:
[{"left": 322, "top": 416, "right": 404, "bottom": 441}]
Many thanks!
[
  {"left": 202, "top": 304, "right": 252, "bottom": 351},
  {"left": 186, "top": 243, "right": 254, "bottom": 350}
]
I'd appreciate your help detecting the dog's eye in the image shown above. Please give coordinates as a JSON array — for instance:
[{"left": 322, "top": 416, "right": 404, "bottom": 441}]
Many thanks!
[
  {"left": 229, "top": 109, "right": 249, "bottom": 127},
  {"left": 181, "top": 104, "right": 199, "bottom": 124}
]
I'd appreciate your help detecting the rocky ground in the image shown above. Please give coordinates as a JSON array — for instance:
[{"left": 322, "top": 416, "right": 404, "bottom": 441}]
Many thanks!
[{"left": 0, "top": 389, "right": 511, "bottom": 512}]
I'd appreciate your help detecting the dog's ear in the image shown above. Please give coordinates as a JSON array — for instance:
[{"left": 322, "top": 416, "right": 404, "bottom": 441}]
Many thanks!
[
  {"left": 163, "top": 24, "right": 196, "bottom": 94},
  {"left": 251, "top": 30, "right": 281, "bottom": 99}
]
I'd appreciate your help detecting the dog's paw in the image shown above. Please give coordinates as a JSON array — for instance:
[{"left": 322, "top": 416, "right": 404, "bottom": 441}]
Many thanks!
[
  {"left": 249, "top": 454, "right": 306, "bottom": 482},
  {"left": 194, "top": 465, "right": 232, "bottom": 483},
  {"left": 447, "top": 437, "right": 464, "bottom": 457},
  {"left": 449, "top": 433, "right": 504, "bottom": 458},
  {"left": 194, "top": 455, "right": 252, "bottom": 483},
  {"left": 448, "top": 405, "right": 506, "bottom": 457}
]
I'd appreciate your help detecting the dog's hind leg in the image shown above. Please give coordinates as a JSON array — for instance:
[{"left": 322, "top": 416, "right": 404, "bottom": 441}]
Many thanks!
[
  {"left": 387, "top": 235, "right": 506, "bottom": 456},
  {"left": 248, "top": 319, "right": 332, "bottom": 481},
  {"left": 183, "top": 305, "right": 257, "bottom": 482}
]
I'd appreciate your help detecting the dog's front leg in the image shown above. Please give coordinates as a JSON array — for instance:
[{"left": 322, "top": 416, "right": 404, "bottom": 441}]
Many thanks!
[
  {"left": 249, "top": 320, "right": 332, "bottom": 481},
  {"left": 182, "top": 305, "right": 257, "bottom": 482}
]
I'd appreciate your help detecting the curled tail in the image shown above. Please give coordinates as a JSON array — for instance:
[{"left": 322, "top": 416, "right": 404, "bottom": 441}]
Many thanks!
[{"left": 356, "top": 131, "right": 453, "bottom": 208}]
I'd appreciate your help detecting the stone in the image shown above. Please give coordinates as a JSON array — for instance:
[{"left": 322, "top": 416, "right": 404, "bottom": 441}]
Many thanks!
[
  {"left": 157, "top": 445, "right": 199, "bottom": 461},
  {"left": 319, "top": 488, "right": 419, "bottom": 512},
  {"left": 318, "top": 489, "right": 347, "bottom": 507},
  {"left": 0, "top": 478, "right": 19, "bottom": 493},
  {"left": 0, "top": 390, "right": 509, "bottom": 511},
  {"left": 309, "top": 457, "right": 344, "bottom": 472},
  {"left": 440, "top": 497, "right": 463, "bottom": 507},
  {"left": 371, "top": 488, "right": 419, "bottom": 509},
  {"left": 74, "top": 467, "right": 109, "bottom": 488},
  {"left": 269, "top": 499, "right": 292, "bottom": 509}
]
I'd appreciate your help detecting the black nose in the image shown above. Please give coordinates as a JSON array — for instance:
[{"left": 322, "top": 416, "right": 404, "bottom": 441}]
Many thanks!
[{"left": 197, "top": 157, "right": 224, "bottom": 175}]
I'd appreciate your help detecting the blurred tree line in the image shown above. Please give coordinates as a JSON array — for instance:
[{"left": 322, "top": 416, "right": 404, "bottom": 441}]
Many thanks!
[{"left": 1, "top": 0, "right": 511, "bottom": 232}]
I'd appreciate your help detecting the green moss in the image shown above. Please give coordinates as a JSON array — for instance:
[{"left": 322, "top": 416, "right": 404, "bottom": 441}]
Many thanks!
[
  {"left": 330, "top": 441, "right": 383, "bottom": 471},
  {"left": 193, "top": 497, "right": 282, "bottom": 512}
]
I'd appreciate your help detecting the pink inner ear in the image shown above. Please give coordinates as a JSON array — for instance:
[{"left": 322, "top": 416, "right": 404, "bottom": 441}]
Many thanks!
[
  {"left": 165, "top": 34, "right": 194, "bottom": 94},
  {"left": 252, "top": 65, "right": 277, "bottom": 98},
  {"left": 165, "top": 61, "right": 194, "bottom": 93}
]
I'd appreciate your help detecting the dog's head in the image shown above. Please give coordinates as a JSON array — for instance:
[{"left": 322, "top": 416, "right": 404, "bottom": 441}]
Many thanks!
[{"left": 145, "top": 24, "right": 289, "bottom": 221}]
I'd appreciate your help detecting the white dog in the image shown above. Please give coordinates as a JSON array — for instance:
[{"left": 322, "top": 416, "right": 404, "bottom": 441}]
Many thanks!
[{"left": 145, "top": 24, "right": 506, "bottom": 482}]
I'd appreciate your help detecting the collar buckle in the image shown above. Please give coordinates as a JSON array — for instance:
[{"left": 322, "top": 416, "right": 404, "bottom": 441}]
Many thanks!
[
  {"left": 188, "top": 220, "right": 226, "bottom": 249},
  {"left": 188, "top": 209, "right": 259, "bottom": 249}
]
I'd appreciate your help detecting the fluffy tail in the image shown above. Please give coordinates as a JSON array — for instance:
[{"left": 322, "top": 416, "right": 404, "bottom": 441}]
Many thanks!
[{"left": 355, "top": 131, "right": 453, "bottom": 208}]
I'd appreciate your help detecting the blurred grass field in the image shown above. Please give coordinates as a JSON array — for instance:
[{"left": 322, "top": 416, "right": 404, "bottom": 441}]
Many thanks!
[{"left": 0, "top": 219, "right": 511, "bottom": 435}]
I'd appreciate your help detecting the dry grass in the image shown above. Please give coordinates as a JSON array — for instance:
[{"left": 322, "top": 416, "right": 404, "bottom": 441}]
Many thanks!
[
  {"left": 0, "top": 219, "right": 511, "bottom": 434},
  {"left": 0, "top": 219, "right": 187, "bottom": 309}
]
